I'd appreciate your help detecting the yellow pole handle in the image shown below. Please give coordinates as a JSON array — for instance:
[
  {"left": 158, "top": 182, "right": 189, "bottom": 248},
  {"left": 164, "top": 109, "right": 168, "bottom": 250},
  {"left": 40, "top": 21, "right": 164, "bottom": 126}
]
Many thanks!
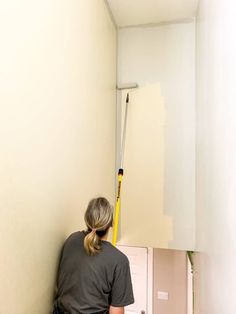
[{"left": 112, "top": 170, "right": 123, "bottom": 246}]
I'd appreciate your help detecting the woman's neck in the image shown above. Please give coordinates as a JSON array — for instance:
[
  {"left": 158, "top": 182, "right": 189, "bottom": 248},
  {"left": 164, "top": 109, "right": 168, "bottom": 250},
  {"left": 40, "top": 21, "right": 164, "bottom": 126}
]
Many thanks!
[{"left": 101, "top": 229, "right": 109, "bottom": 241}]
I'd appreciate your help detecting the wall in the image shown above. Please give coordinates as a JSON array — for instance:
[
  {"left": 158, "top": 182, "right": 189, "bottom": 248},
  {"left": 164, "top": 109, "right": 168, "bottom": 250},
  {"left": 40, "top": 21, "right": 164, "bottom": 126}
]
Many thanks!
[
  {"left": 195, "top": 0, "right": 236, "bottom": 313},
  {"left": 0, "top": 1, "right": 116, "bottom": 313},
  {"left": 118, "top": 84, "right": 173, "bottom": 248},
  {"left": 153, "top": 249, "right": 187, "bottom": 314},
  {"left": 117, "top": 23, "right": 195, "bottom": 250}
]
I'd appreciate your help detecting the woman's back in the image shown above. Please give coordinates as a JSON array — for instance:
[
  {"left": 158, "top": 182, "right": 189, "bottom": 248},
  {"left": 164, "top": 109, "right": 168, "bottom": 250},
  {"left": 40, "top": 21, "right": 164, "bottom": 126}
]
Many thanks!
[{"left": 55, "top": 231, "right": 134, "bottom": 314}]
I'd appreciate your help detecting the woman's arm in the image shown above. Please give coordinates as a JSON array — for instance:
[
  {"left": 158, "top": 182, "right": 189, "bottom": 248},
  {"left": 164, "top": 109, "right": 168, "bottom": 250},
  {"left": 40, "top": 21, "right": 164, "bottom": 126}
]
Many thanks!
[{"left": 109, "top": 306, "right": 124, "bottom": 314}]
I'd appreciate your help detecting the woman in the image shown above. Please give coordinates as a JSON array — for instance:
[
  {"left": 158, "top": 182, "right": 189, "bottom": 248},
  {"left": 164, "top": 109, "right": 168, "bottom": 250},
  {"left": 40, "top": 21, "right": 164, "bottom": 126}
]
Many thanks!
[{"left": 53, "top": 197, "right": 134, "bottom": 314}]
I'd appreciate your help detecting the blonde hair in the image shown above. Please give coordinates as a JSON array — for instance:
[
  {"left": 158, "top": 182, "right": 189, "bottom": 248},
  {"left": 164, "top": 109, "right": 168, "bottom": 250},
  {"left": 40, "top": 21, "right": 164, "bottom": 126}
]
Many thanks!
[{"left": 84, "top": 197, "right": 113, "bottom": 256}]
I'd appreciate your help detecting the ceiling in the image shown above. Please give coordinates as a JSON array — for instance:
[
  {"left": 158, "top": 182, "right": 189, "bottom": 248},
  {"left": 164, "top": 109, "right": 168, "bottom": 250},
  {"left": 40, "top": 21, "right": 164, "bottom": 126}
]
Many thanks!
[{"left": 106, "top": 0, "right": 198, "bottom": 28}]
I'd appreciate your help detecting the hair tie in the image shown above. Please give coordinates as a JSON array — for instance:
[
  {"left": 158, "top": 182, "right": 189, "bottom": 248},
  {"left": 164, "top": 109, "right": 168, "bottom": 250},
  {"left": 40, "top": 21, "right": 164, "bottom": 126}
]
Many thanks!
[{"left": 91, "top": 228, "right": 97, "bottom": 233}]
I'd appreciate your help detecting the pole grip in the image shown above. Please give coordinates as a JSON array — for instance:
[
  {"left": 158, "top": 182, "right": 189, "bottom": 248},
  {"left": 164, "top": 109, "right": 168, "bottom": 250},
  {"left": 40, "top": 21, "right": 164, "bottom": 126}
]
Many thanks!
[{"left": 112, "top": 169, "right": 124, "bottom": 246}]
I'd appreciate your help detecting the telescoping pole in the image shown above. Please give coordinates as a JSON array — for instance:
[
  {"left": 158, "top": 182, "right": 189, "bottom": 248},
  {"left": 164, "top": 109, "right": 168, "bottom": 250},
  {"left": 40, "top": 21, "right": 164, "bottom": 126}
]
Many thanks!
[
  {"left": 112, "top": 84, "right": 138, "bottom": 246},
  {"left": 112, "top": 93, "right": 130, "bottom": 246}
]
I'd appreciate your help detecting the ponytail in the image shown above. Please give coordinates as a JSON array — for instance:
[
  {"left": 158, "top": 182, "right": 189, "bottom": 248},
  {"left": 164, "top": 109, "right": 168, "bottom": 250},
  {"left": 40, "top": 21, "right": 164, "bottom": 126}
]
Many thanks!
[
  {"left": 84, "top": 230, "right": 100, "bottom": 256},
  {"left": 84, "top": 197, "right": 113, "bottom": 256}
]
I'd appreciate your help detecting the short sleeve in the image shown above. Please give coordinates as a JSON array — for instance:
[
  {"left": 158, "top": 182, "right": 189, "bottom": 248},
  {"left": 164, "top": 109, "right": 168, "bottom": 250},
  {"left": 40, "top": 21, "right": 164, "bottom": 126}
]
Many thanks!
[{"left": 110, "top": 258, "right": 134, "bottom": 307}]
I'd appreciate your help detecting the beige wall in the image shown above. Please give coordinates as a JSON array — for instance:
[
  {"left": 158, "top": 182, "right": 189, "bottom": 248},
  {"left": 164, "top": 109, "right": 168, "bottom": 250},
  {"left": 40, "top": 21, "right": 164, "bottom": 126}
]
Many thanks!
[
  {"left": 118, "top": 85, "right": 172, "bottom": 248},
  {"left": 0, "top": 1, "right": 116, "bottom": 313},
  {"left": 153, "top": 249, "right": 187, "bottom": 314}
]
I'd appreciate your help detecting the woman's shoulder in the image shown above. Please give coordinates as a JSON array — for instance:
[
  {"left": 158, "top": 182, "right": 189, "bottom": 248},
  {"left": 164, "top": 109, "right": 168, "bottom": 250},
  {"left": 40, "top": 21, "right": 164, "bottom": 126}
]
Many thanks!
[
  {"left": 102, "top": 242, "right": 129, "bottom": 264},
  {"left": 64, "top": 230, "right": 85, "bottom": 245}
]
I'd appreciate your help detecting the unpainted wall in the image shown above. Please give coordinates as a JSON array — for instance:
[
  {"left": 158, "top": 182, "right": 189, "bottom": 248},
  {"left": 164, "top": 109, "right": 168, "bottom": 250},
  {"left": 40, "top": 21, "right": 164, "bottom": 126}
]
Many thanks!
[
  {"left": 195, "top": 0, "right": 236, "bottom": 313},
  {"left": 117, "top": 23, "right": 195, "bottom": 250}
]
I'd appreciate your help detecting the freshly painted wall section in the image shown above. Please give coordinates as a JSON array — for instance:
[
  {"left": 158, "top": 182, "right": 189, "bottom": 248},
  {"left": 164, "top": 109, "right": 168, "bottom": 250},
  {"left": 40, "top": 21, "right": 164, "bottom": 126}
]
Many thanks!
[
  {"left": 118, "top": 84, "right": 172, "bottom": 248},
  {"left": 0, "top": 1, "right": 116, "bottom": 313},
  {"left": 195, "top": 0, "right": 236, "bottom": 313},
  {"left": 118, "top": 23, "right": 195, "bottom": 250}
]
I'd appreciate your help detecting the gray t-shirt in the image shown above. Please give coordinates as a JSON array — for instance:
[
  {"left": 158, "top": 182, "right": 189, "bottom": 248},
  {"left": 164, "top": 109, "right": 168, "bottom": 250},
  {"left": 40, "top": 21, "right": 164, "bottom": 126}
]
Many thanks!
[{"left": 54, "top": 231, "right": 134, "bottom": 314}]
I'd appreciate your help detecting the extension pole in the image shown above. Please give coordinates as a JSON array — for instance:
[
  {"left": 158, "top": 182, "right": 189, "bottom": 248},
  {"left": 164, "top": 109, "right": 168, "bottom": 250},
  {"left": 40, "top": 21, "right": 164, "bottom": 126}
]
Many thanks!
[{"left": 112, "top": 93, "right": 129, "bottom": 246}]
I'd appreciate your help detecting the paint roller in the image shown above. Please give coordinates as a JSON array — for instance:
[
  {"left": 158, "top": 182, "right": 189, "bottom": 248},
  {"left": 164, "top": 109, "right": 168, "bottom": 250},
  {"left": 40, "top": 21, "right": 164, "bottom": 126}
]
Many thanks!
[{"left": 112, "top": 83, "right": 138, "bottom": 246}]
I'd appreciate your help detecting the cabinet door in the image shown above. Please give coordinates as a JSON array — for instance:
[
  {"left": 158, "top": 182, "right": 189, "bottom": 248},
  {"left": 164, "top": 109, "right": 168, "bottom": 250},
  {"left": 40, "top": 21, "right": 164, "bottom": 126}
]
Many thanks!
[{"left": 118, "top": 246, "right": 148, "bottom": 314}]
